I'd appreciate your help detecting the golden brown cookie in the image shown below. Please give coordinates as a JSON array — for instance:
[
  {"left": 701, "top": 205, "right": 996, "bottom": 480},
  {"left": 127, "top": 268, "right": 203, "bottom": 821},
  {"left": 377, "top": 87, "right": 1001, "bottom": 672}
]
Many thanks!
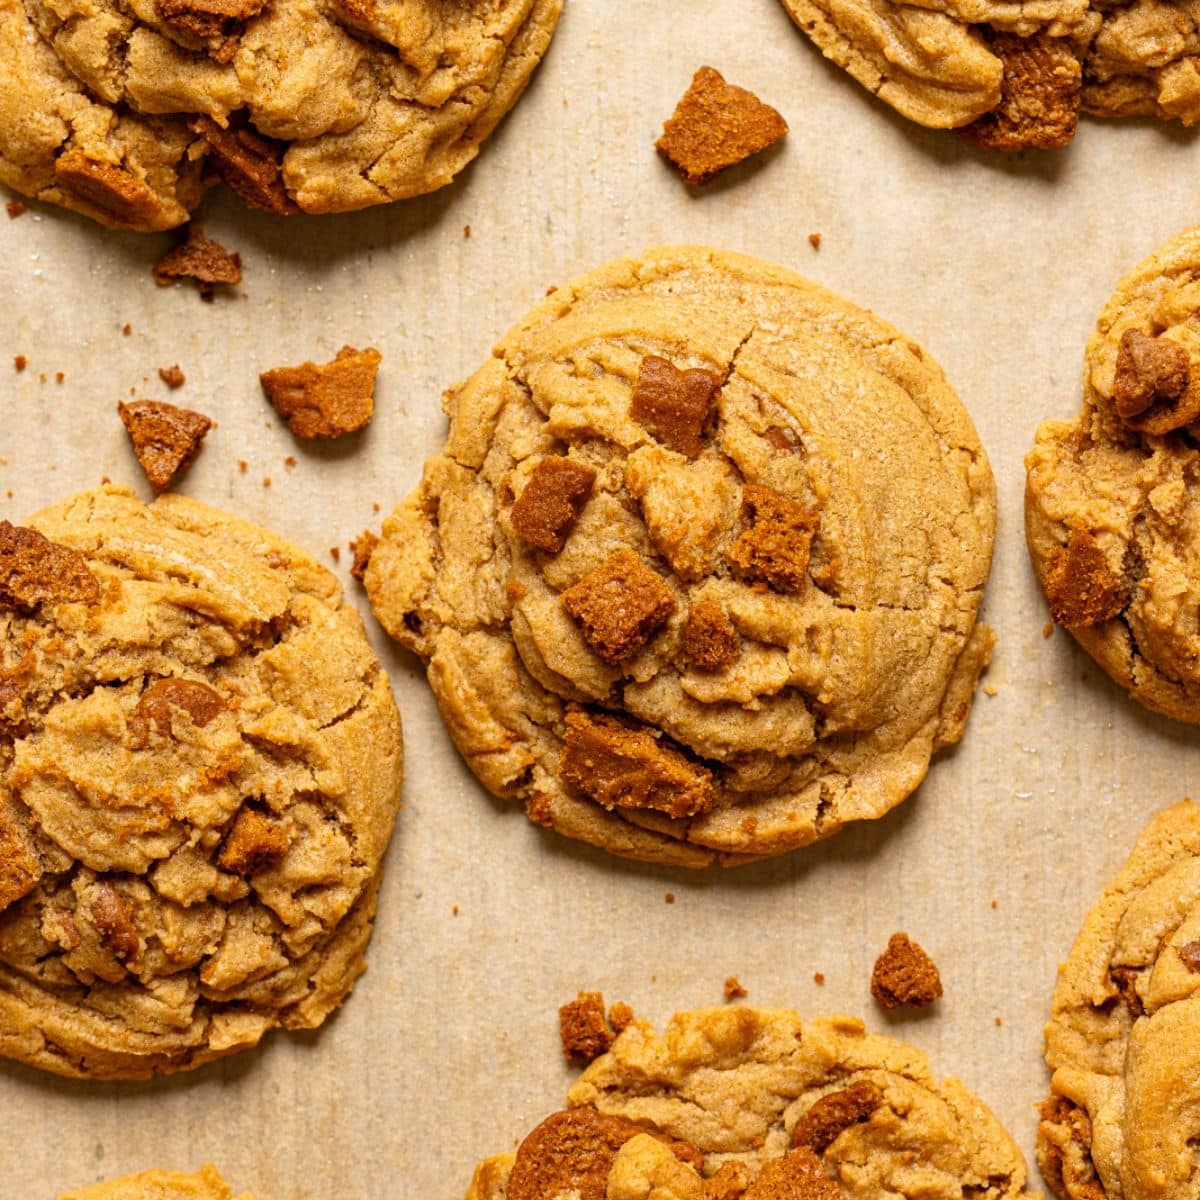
[
  {"left": 364, "top": 246, "right": 995, "bottom": 867},
  {"left": 776, "top": 0, "right": 1200, "bottom": 149},
  {"left": 465, "top": 1006, "right": 1035, "bottom": 1200},
  {"left": 1026, "top": 225, "right": 1200, "bottom": 724},
  {"left": 59, "top": 1165, "right": 252, "bottom": 1200},
  {"left": 0, "top": 0, "right": 561, "bottom": 230},
  {"left": 0, "top": 486, "right": 403, "bottom": 1079},
  {"left": 1040, "top": 800, "right": 1200, "bottom": 1200}
]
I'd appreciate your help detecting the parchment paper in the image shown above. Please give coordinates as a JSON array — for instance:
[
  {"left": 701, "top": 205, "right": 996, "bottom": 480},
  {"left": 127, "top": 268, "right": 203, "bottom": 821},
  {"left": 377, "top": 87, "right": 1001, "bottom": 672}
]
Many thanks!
[{"left": 2, "top": 2, "right": 1195, "bottom": 1195}]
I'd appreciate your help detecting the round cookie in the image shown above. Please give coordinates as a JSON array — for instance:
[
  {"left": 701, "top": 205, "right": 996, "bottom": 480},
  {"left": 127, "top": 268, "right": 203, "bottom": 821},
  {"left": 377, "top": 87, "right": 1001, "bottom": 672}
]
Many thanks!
[
  {"left": 0, "top": 486, "right": 403, "bottom": 1079},
  {"left": 1026, "top": 225, "right": 1200, "bottom": 724},
  {"left": 364, "top": 246, "right": 995, "bottom": 867},
  {"left": 776, "top": 0, "right": 1200, "bottom": 150},
  {"left": 0, "top": 0, "right": 561, "bottom": 230},
  {"left": 1039, "top": 800, "right": 1200, "bottom": 1200},
  {"left": 60, "top": 1166, "right": 252, "bottom": 1200},
  {"left": 466, "top": 1006, "right": 1035, "bottom": 1200}
]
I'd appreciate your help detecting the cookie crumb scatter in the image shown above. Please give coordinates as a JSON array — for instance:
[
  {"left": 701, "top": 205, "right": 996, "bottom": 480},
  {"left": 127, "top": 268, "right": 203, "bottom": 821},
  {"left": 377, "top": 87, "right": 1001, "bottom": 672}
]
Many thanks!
[
  {"left": 158, "top": 365, "right": 185, "bottom": 390},
  {"left": 559, "top": 991, "right": 615, "bottom": 1062},
  {"left": 608, "top": 1002, "right": 635, "bottom": 1033},
  {"left": 350, "top": 530, "right": 379, "bottom": 582},
  {"left": 808, "top": 233, "right": 822, "bottom": 249},
  {"left": 657, "top": 66, "right": 788, "bottom": 186},
  {"left": 13, "top": 356, "right": 26, "bottom": 372},
  {"left": 260, "top": 346, "right": 381, "bottom": 438},
  {"left": 724, "top": 976, "right": 748, "bottom": 1000},
  {"left": 118, "top": 400, "right": 213, "bottom": 493},
  {"left": 871, "top": 933, "right": 943, "bottom": 1010},
  {"left": 5, "top": 200, "right": 27, "bottom": 219},
  {"left": 152, "top": 225, "right": 243, "bottom": 301}
]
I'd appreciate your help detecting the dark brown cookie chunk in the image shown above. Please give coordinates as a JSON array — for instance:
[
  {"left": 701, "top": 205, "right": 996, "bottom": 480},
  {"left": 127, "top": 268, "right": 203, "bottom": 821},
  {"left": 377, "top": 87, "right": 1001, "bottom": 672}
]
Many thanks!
[
  {"left": 217, "top": 809, "right": 290, "bottom": 876},
  {"left": 728, "top": 485, "right": 819, "bottom": 594},
  {"left": 131, "top": 678, "right": 225, "bottom": 744},
  {"left": 559, "top": 992, "right": 616, "bottom": 1062},
  {"left": 511, "top": 458, "right": 597, "bottom": 553},
  {"left": 793, "top": 1080, "right": 884, "bottom": 1153},
  {"left": 152, "top": 225, "right": 243, "bottom": 300},
  {"left": 743, "top": 1148, "right": 842, "bottom": 1200},
  {"left": 118, "top": 400, "right": 213, "bottom": 492},
  {"left": 630, "top": 356, "right": 721, "bottom": 458},
  {"left": 190, "top": 116, "right": 298, "bottom": 216},
  {"left": 682, "top": 599, "right": 738, "bottom": 670},
  {"left": 1042, "top": 526, "right": 1128, "bottom": 628},
  {"left": 52, "top": 150, "right": 163, "bottom": 228},
  {"left": 0, "top": 522, "right": 99, "bottom": 612},
  {"left": 1112, "top": 330, "right": 1200, "bottom": 433},
  {"left": 870, "top": 932, "right": 943, "bottom": 1010},
  {"left": 261, "top": 346, "right": 382, "bottom": 439}
]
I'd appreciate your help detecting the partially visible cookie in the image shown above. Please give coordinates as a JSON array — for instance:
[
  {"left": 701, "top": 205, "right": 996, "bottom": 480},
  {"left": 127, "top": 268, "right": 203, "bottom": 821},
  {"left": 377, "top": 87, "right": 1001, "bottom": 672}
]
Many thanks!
[
  {"left": 0, "top": 0, "right": 561, "bottom": 230},
  {"left": 59, "top": 1165, "right": 252, "bottom": 1200},
  {"left": 0, "top": 486, "right": 403, "bottom": 1078},
  {"left": 1026, "top": 224, "right": 1200, "bottom": 723},
  {"left": 465, "top": 1006, "right": 1035, "bottom": 1200},
  {"left": 776, "top": 0, "right": 1200, "bottom": 149},
  {"left": 1040, "top": 800, "right": 1200, "bottom": 1200},
  {"left": 365, "top": 246, "right": 995, "bottom": 867}
]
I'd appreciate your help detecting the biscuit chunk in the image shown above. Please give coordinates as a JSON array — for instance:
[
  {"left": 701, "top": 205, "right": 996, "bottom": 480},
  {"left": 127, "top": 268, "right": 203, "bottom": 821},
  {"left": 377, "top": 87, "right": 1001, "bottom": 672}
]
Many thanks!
[
  {"left": 118, "top": 400, "right": 213, "bottom": 492},
  {"left": 261, "top": 347, "right": 382, "bottom": 439}
]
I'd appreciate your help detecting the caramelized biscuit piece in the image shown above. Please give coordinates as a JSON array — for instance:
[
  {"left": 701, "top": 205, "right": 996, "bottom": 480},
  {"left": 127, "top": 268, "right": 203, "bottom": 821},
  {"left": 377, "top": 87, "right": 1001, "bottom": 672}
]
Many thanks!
[
  {"left": 0, "top": 522, "right": 99, "bottom": 611},
  {"left": 743, "top": 1148, "right": 842, "bottom": 1200},
  {"left": 682, "top": 599, "right": 738, "bottom": 670},
  {"left": 1108, "top": 965, "right": 1144, "bottom": 1017},
  {"left": 0, "top": 796, "right": 41, "bottom": 912},
  {"left": 350, "top": 530, "right": 379, "bottom": 581},
  {"left": 89, "top": 881, "right": 139, "bottom": 961},
  {"left": 870, "top": 932, "right": 943, "bottom": 1010},
  {"left": 724, "top": 976, "right": 748, "bottom": 999},
  {"left": 705, "top": 1164, "right": 751, "bottom": 1200},
  {"left": 133, "top": 678, "right": 225, "bottom": 741},
  {"left": 657, "top": 67, "right": 789, "bottom": 186},
  {"left": 1179, "top": 940, "right": 1200, "bottom": 972},
  {"left": 261, "top": 346, "right": 382, "bottom": 439},
  {"left": 794, "top": 1080, "right": 884, "bottom": 1153},
  {"left": 1043, "top": 526, "right": 1127, "bottom": 628},
  {"left": 561, "top": 547, "right": 676, "bottom": 664},
  {"left": 630, "top": 356, "right": 722, "bottom": 458},
  {"left": 158, "top": 365, "right": 186, "bottom": 390},
  {"left": 156, "top": 0, "right": 268, "bottom": 62},
  {"left": 507, "top": 1109, "right": 702, "bottom": 1200},
  {"left": 1037, "top": 1095, "right": 1106, "bottom": 1200},
  {"left": 190, "top": 115, "right": 297, "bottom": 215},
  {"left": 559, "top": 991, "right": 615, "bottom": 1062},
  {"left": 118, "top": 400, "right": 213, "bottom": 493},
  {"left": 727, "top": 485, "right": 819, "bottom": 593},
  {"left": 559, "top": 709, "right": 716, "bottom": 819},
  {"left": 1112, "top": 330, "right": 1199, "bottom": 432},
  {"left": 53, "top": 149, "right": 163, "bottom": 228},
  {"left": 960, "top": 33, "right": 1080, "bottom": 151},
  {"left": 217, "top": 808, "right": 290, "bottom": 876},
  {"left": 511, "top": 457, "right": 597, "bottom": 553},
  {"left": 608, "top": 1001, "right": 635, "bottom": 1033},
  {"left": 152, "top": 225, "right": 243, "bottom": 301}
]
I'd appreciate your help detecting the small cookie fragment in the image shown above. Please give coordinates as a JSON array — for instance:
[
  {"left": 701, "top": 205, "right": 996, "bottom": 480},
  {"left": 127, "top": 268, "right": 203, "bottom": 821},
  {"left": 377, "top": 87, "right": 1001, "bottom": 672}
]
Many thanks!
[
  {"left": 260, "top": 346, "right": 382, "bottom": 439},
  {"left": 6, "top": 201, "right": 26, "bottom": 219},
  {"left": 132, "top": 678, "right": 224, "bottom": 744},
  {"left": 870, "top": 932, "right": 943, "bottom": 1010},
  {"left": 88, "top": 881, "right": 140, "bottom": 962},
  {"left": 630, "top": 356, "right": 721, "bottom": 458},
  {"left": 960, "top": 33, "right": 1081, "bottom": 151},
  {"left": 152, "top": 226, "right": 243, "bottom": 301},
  {"left": 727, "top": 485, "right": 819, "bottom": 593},
  {"left": 657, "top": 67, "right": 788, "bottom": 186},
  {"left": 559, "top": 708, "right": 716, "bottom": 819},
  {"left": 158, "top": 365, "right": 186, "bottom": 390},
  {"left": 561, "top": 547, "right": 676, "bottom": 665},
  {"left": 53, "top": 149, "right": 163, "bottom": 229},
  {"left": 608, "top": 1001, "right": 635, "bottom": 1033},
  {"left": 724, "top": 976, "right": 748, "bottom": 999},
  {"left": 559, "top": 991, "right": 615, "bottom": 1062},
  {"left": 682, "top": 599, "right": 738, "bottom": 670},
  {"left": 189, "top": 116, "right": 297, "bottom": 216},
  {"left": 0, "top": 522, "right": 99, "bottom": 611},
  {"left": 1042, "top": 526, "right": 1127, "bottom": 628},
  {"left": 118, "top": 400, "right": 213, "bottom": 493},
  {"left": 743, "top": 1147, "right": 842, "bottom": 1200},
  {"left": 217, "top": 808, "right": 289, "bottom": 876},
  {"left": 349, "top": 530, "right": 379, "bottom": 582},
  {"left": 793, "top": 1080, "right": 884, "bottom": 1152},
  {"left": 1112, "top": 329, "right": 1199, "bottom": 432},
  {"left": 511, "top": 457, "right": 597, "bottom": 553}
]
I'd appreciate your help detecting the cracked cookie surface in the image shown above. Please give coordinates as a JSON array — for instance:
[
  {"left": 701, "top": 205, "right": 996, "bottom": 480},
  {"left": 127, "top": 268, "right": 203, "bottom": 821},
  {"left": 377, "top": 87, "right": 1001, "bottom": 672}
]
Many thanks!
[
  {"left": 1039, "top": 800, "right": 1200, "bottom": 1200},
  {"left": 364, "top": 246, "right": 995, "bottom": 867},
  {"left": 0, "top": 486, "right": 403, "bottom": 1079},
  {"left": 0, "top": 0, "right": 561, "bottom": 230},
  {"left": 1026, "top": 224, "right": 1200, "bottom": 724},
  {"left": 464, "top": 1006, "right": 1035, "bottom": 1200},
  {"left": 776, "top": 0, "right": 1200, "bottom": 147},
  {"left": 60, "top": 1165, "right": 253, "bottom": 1200}
]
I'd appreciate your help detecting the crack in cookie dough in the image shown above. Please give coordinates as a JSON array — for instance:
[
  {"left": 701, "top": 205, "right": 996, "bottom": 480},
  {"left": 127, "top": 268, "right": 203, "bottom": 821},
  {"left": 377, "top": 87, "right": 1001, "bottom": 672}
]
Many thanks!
[
  {"left": 1026, "top": 224, "right": 1200, "bottom": 724},
  {"left": 1039, "top": 800, "right": 1200, "bottom": 1200},
  {"left": 777, "top": 0, "right": 1200, "bottom": 147},
  {"left": 364, "top": 247, "right": 995, "bottom": 867},
  {"left": 0, "top": 486, "right": 403, "bottom": 1079},
  {"left": 464, "top": 1006, "right": 1035, "bottom": 1200},
  {"left": 0, "top": 0, "right": 561, "bottom": 229},
  {"left": 58, "top": 1165, "right": 254, "bottom": 1200}
]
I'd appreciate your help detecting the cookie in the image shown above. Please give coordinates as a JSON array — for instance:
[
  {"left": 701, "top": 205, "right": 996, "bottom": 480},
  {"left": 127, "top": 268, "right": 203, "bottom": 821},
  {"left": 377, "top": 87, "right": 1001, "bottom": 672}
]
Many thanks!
[
  {"left": 1026, "top": 225, "right": 1200, "bottom": 724},
  {"left": 364, "top": 246, "right": 995, "bottom": 867},
  {"left": 465, "top": 1006, "right": 1035, "bottom": 1200},
  {"left": 0, "top": 486, "right": 403, "bottom": 1078},
  {"left": 60, "top": 1166, "right": 252, "bottom": 1200},
  {"left": 776, "top": 0, "right": 1200, "bottom": 149},
  {"left": 0, "top": 0, "right": 561, "bottom": 231},
  {"left": 1039, "top": 800, "right": 1200, "bottom": 1200}
]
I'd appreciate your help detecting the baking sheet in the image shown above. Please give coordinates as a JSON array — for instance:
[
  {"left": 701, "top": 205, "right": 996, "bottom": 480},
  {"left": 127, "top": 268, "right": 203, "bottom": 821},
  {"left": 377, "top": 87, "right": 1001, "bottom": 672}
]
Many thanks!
[{"left": 2, "top": 1, "right": 1196, "bottom": 1195}]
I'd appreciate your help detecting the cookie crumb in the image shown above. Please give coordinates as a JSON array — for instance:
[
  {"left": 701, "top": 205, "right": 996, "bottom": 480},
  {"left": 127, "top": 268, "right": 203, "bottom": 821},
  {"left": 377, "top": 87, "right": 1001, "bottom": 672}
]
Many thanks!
[
  {"left": 559, "top": 991, "right": 615, "bottom": 1062},
  {"left": 5, "top": 200, "right": 27, "bottom": 219},
  {"left": 262, "top": 476, "right": 271, "bottom": 488},
  {"left": 464, "top": 224, "right": 472, "bottom": 238},
  {"left": 152, "top": 225, "right": 243, "bottom": 301},
  {"left": 870, "top": 932, "right": 943, "bottom": 1010},
  {"left": 158, "top": 365, "right": 186, "bottom": 390},
  {"left": 54, "top": 372, "right": 64, "bottom": 384},
  {"left": 284, "top": 455, "right": 297, "bottom": 468},
  {"left": 995, "top": 1016, "right": 1003, "bottom": 1026},
  {"left": 330, "top": 547, "right": 341, "bottom": 562},
  {"left": 630, "top": 355, "right": 720, "bottom": 458},
  {"left": 808, "top": 233, "right": 822, "bottom": 250},
  {"left": 349, "top": 529, "right": 379, "bottom": 582},
  {"left": 12, "top": 356, "right": 25, "bottom": 372},
  {"left": 608, "top": 1002, "right": 635, "bottom": 1033},
  {"left": 983, "top": 683, "right": 999, "bottom": 696},
  {"left": 724, "top": 976, "right": 748, "bottom": 999},
  {"left": 665, "top": 892, "right": 676, "bottom": 904},
  {"left": 657, "top": 66, "right": 788, "bottom": 186},
  {"left": 237, "top": 460, "right": 248, "bottom": 473},
  {"left": 118, "top": 400, "right": 213, "bottom": 493},
  {"left": 991, "top": 899, "right": 998, "bottom": 909},
  {"left": 813, "top": 972, "right": 825, "bottom": 985},
  {"left": 1042, "top": 622, "right": 1054, "bottom": 638},
  {"left": 122, "top": 324, "right": 132, "bottom": 337},
  {"left": 261, "top": 346, "right": 381, "bottom": 438},
  {"left": 452, "top": 905, "right": 459, "bottom": 916}
]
